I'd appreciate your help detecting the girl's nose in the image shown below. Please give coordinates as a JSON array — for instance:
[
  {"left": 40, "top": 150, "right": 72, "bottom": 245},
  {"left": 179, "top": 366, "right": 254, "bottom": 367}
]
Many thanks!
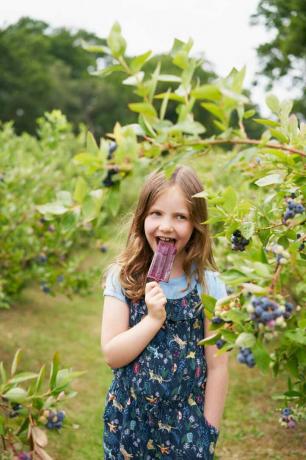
[{"left": 159, "top": 220, "right": 174, "bottom": 232}]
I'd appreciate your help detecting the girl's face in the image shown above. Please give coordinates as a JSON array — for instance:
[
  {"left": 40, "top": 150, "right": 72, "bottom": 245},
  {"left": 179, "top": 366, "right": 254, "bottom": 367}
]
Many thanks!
[{"left": 144, "top": 185, "right": 194, "bottom": 258}]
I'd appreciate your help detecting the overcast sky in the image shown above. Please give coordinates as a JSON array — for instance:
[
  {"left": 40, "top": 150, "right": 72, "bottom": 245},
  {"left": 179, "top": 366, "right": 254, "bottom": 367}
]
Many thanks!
[{"left": 0, "top": 0, "right": 293, "bottom": 113}]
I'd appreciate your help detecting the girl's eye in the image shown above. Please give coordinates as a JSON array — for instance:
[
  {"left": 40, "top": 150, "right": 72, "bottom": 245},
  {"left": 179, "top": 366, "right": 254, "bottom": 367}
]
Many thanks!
[{"left": 177, "top": 215, "right": 186, "bottom": 220}]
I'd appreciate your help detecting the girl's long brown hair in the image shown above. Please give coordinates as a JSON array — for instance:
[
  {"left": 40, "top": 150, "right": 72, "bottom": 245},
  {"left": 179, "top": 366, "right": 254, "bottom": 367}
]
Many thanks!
[{"left": 104, "top": 165, "right": 218, "bottom": 301}]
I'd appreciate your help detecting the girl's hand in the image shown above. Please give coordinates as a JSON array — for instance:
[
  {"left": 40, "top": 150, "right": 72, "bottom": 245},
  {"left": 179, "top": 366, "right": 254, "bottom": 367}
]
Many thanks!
[{"left": 145, "top": 281, "right": 167, "bottom": 324}]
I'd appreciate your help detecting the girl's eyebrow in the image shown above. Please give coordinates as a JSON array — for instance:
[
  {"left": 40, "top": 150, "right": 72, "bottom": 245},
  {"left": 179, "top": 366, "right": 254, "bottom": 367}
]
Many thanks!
[{"left": 150, "top": 207, "right": 189, "bottom": 216}]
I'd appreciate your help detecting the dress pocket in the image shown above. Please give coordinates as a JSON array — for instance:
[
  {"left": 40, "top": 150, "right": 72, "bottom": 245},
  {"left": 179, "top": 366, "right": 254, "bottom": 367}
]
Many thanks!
[{"left": 203, "top": 415, "right": 219, "bottom": 448}]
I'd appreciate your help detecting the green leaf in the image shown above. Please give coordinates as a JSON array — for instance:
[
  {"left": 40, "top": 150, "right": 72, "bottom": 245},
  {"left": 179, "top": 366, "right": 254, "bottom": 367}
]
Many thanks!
[
  {"left": 240, "top": 221, "right": 255, "bottom": 240},
  {"left": 4, "top": 387, "right": 28, "bottom": 403},
  {"left": 11, "top": 349, "right": 22, "bottom": 376},
  {"left": 73, "top": 152, "right": 101, "bottom": 168},
  {"left": 73, "top": 177, "right": 88, "bottom": 205},
  {"left": 191, "top": 84, "right": 222, "bottom": 101},
  {"left": 82, "top": 189, "right": 104, "bottom": 223},
  {"left": 243, "top": 109, "right": 256, "bottom": 119},
  {"left": 255, "top": 174, "right": 283, "bottom": 187},
  {"left": 286, "top": 355, "right": 299, "bottom": 378},
  {"left": 86, "top": 131, "right": 99, "bottom": 155},
  {"left": 159, "top": 88, "right": 171, "bottom": 120},
  {"left": 130, "top": 50, "right": 152, "bottom": 72},
  {"left": 37, "top": 202, "right": 68, "bottom": 216},
  {"left": 270, "top": 129, "right": 289, "bottom": 143},
  {"left": 154, "top": 92, "right": 185, "bottom": 103},
  {"left": 223, "top": 186, "right": 237, "bottom": 212},
  {"left": 284, "top": 330, "right": 306, "bottom": 345},
  {"left": 222, "top": 309, "right": 247, "bottom": 323},
  {"left": 35, "top": 364, "right": 46, "bottom": 394},
  {"left": 254, "top": 118, "right": 280, "bottom": 127},
  {"left": 266, "top": 94, "right": 280, "bottom": 114},
  {"left": 9, "top": 372, "right": 38, "bottom": 385},
  {"left": 107, "top": 22, "right": 127, "bottom": 58},
  {"left": 0, "top": 362, "right": 7, "bottom": 384},
  {"left": 91, "top": 64, "right": 124, "bottom": 78},
  {"left": 0, "top": 414, "right": 4, "bottom": 436},
  {"left": 128, "top": 103, "right": 157, "bottom": 119},
  {"left": 201, "top": 103, "right": 225, "bottom": 121},
  {"left": 157, "top": 74, "right": 181, "bottom": 83},
  {"left": 105, "top": 183, "right": 121, "bottom": 218},
  {"left": 56, "top": 191, "right": 73, "bottom": 206},
  {"left": 122, "top": 72, "right": 145, "bottom": 86},
  {"left": 54, "top": 369, "right": 86, "bottom": 393},
  {"left": 197, "top": 333, "right": 219, "bottom": 347},
  {"left": 201, "top": 294, "right": 217, "bottom": 312},
  {"left": 138, "top": 115, "right": 156, "bottom": 137},
  {"left": 49, "top": 352, "right": 60, "bottom": 390},
  {"left": 252, "top": 341, "right": 271, "bottom": 372}
]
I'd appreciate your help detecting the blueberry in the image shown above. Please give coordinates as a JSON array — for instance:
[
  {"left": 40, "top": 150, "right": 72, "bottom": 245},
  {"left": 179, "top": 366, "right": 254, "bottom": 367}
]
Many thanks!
[
  {"left": 233, "top": 230, "right": 241, "bottom": 237},
  {"left": 281, "top": 407, "right": 292, "bottom": 417},
  {"left": 237, "top": 353, "right": 245, "bottom": 363},
  {"left": 216, "top": 339, "right": 226, "bottom": 349},
  {"left": 246, "top": 355, "right": 256, "bottom": 367},
  {"left": 295, "top": 204, "right": 304, "bottom": 214},
  {"left": 212, "top": 317, "right": 224, "bottom": 325},
  {"left": 284, "top": 210, "right": 295, "bottom": 220}
]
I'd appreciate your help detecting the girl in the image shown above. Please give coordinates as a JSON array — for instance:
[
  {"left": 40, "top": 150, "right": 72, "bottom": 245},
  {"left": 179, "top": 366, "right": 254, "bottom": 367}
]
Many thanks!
[{"left": 101, "top": 165, "right": 229, "bottom": 460}]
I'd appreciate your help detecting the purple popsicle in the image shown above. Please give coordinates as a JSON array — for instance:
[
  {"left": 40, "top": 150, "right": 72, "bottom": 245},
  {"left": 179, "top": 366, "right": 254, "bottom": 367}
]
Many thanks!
[{"left": 147, "top": 239, "right": 177, "bottom": 283}]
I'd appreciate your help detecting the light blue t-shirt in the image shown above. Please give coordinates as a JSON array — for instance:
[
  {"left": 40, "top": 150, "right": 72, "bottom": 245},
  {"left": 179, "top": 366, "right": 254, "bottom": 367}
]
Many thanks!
[{"left": 103, "top": 264, "right": 227, "bottom": 303}]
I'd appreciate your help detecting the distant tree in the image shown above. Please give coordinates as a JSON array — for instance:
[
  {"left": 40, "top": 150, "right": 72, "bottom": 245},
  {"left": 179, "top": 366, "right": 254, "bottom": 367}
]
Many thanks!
[
  {"left": 0, "top": 17, "right": 137, "bottom": 137},
  {"left": 251, "top": 0, "right": 306, "bottom": 118}
]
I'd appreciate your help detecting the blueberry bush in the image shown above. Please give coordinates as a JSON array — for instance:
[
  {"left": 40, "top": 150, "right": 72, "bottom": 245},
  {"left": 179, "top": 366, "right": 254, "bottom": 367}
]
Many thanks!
[
  {"left": 0, "top": 350, "right": 84, "bottom": 459},
  {"left": 0, "top": 111, "right": 101, "bottom": 308}
]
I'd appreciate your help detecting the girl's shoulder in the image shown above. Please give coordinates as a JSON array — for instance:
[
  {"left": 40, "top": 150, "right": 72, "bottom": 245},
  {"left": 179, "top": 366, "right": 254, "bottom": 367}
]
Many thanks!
[
  {"left": 103, "top": 263, "right": 126, "bottom": 303},
  {"left": 201, "top": 269, "right": 228, "bottom": 300}
]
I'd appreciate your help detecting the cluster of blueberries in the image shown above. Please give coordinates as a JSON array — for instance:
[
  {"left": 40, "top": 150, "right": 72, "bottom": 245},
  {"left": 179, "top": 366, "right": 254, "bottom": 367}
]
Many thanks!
[
  {"left": 102, "top": 142, "right": 119, "bottom": 187},
  {"left": 283, "top": 194, "right": 304, "bottom": 223},
  {"left": 237, "top": 347, "right": 256, "bottom": 368},
  {"left": 42, "top": 409, "right": 65, "bottom": 430},
  {"left": 250, "top": 296, "right": 294, "bottom": 325},
  {"left": 231, "top": 230, "right": 250, "bottom": 251},
  {"left": 280, "top": 407, "right": 296, "bottom": 429},
  {"left": 18, "top": 453, "right": 32, "bottom": 460},
  {"left": 40, "top": 281, "right": 51, "bottom": 294}
]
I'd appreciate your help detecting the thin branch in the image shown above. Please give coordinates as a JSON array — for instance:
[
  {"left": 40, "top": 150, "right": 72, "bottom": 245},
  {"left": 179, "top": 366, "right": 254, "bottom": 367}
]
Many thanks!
[
  {"left": 269, "top": 264, "right": 283, "bottom": 295},
  {"left": 185, "top": 138, "right": 306, "bottom": 157}
]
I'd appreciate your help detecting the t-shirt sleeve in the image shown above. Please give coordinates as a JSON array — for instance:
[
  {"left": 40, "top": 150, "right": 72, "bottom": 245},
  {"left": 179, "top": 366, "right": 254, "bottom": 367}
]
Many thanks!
[
  {"left": 103, "top": 265, "right": 126, "bottom": 303},
  {"left": 206, "top": 270, "right": 228, "bottom": 300}
]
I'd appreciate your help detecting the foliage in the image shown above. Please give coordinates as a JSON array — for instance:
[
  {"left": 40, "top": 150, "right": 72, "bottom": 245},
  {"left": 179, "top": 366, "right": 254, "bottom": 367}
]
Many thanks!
[
  {"left": 41, "top": 22, "right": 305, "bottom": 418},
  {"left": 0, "top": 349, "right": 84, "bottom": 459},
  {"left": 0, "top": 17, "right": 136, "bottom": 138},
  {"left": 0, "top": 111, "right": 99, "bottom": 308},
  {"left": 251, "top": 0, "right": 306, "bottom": 118}
]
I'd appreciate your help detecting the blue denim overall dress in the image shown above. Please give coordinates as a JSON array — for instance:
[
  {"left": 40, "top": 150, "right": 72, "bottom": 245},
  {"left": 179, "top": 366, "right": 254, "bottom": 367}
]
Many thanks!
[{"left": 103, "top": 285, "right": 219, "bottom": 459}]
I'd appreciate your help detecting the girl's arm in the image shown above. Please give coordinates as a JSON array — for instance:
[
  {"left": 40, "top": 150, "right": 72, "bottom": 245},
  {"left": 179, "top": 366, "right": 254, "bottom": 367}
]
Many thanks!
[
  {"left": 203, "top": 316, "right": 229, "bottom": 430},
  {"left": 101, "top": 291, "right": 165, "bottom": 369}
]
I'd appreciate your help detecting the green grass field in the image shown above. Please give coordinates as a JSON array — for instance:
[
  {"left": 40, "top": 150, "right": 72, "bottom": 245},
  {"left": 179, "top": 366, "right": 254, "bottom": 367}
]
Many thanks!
[{"left": 0, "top": 218, "right": 304, "bottom": 460}]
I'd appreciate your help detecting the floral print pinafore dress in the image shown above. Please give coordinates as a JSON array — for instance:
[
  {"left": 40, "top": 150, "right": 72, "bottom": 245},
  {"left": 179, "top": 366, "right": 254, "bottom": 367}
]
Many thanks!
[{"left": 103, "top": 285, "right": 219, "bottom": 459}]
